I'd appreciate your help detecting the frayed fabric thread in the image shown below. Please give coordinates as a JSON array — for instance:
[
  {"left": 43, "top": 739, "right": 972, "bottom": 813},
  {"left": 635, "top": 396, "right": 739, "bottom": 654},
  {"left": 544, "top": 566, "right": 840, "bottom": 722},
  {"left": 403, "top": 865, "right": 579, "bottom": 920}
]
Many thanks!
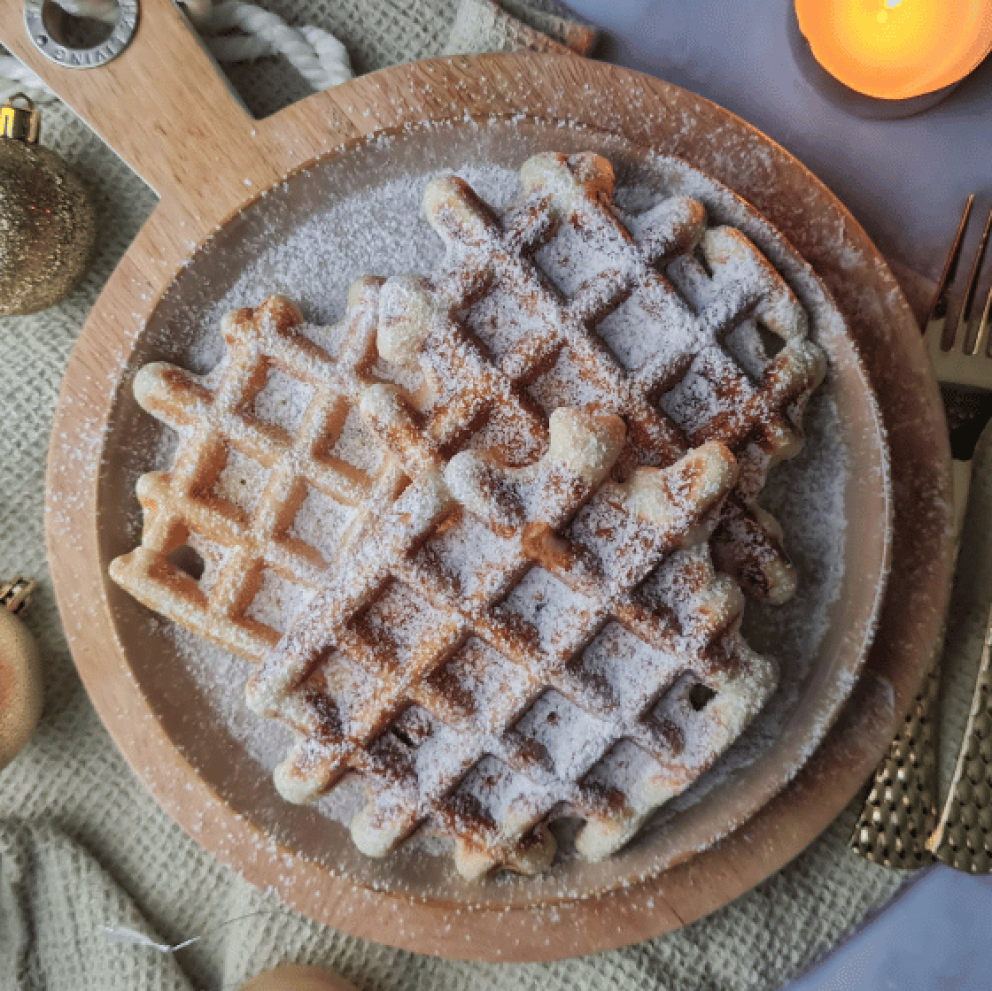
[{"left": 100, "top": 909, "right": 277, "bottom": 955}]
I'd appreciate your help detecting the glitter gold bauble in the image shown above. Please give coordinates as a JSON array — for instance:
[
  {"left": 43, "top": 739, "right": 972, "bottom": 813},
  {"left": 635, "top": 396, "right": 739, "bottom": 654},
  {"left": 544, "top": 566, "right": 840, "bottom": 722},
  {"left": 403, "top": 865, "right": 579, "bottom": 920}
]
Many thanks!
[{"left": 0, "top": 94, "right": 97, "bottom": 317}]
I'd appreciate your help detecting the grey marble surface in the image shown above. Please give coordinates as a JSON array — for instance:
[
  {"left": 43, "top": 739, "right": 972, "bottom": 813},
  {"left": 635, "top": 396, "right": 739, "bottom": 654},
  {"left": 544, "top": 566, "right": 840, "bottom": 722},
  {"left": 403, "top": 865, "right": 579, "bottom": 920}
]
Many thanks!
[
  {"left": 563, "top": 1, "right": 992, "bottom": 987},
  {"left": 782, "top": 867, "right": 992, "bottom": 991}
]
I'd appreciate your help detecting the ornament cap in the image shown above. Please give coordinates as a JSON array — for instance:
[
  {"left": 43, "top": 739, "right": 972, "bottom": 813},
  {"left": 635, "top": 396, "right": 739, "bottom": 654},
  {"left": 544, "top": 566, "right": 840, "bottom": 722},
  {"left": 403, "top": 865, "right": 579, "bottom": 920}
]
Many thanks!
[
  {"left": 0, "top": 577, "right": 36, "bottom": 615},
  {"left": 0, "top": 93, "right": 40, "bottom": 144}
]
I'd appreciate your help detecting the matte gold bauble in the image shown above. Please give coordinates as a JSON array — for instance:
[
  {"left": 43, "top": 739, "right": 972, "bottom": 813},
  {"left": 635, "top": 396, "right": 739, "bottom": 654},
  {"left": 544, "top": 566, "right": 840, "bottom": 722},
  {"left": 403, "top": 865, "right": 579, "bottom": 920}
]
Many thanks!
[
  {"left": 240, "top": 965, "right": 358, "bottom": 991},
  {"left": 0, "top": 577, "right": 42, "bottom": 770},
  {"left": 0, "top": 94, "right": 97, "bottom": 317}
]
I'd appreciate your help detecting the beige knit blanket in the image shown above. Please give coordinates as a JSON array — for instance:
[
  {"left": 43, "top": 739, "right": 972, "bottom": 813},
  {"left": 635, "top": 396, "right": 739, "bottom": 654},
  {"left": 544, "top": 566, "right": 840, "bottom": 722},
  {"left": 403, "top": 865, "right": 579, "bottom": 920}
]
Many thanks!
[{"left": 0, "top": 2, "right": 982, "bottom": 988}]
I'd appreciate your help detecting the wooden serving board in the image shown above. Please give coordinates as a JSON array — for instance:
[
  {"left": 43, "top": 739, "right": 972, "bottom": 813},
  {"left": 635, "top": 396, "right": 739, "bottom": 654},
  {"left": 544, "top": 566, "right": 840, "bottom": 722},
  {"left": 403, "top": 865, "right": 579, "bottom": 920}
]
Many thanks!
[{"left": 2, "top": 0, "right": 952, "bottom": 961}]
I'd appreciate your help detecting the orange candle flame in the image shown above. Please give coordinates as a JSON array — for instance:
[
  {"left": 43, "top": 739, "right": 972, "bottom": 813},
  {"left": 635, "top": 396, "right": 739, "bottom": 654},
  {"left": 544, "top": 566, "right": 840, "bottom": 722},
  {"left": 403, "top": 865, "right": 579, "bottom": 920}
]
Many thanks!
[{"left": 795, "top": 0, "right": 992, "bottom": 99}]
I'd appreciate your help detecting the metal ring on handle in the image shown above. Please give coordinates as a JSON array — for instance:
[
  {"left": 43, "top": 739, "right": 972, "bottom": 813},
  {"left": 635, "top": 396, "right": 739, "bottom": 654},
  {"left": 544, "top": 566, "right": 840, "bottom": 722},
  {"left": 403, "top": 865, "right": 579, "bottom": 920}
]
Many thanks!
[{"left": 23, "top": 0, "right": 139, "bottom": 68}]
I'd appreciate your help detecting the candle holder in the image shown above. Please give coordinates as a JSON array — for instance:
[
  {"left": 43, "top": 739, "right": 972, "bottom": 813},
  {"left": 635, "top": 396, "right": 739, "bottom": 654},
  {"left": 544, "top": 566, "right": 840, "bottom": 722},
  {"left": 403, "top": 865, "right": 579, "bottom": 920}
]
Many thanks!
[{"left": 789, "top": 1, "right": 992, "bottom": 120}]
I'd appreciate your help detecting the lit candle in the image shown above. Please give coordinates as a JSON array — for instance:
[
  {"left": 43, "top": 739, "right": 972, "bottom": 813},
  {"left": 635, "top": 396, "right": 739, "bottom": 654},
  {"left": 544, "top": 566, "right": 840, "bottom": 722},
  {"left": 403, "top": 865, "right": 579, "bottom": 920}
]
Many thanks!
[{"left": 795, "top": 0, "right": 992, "bottom": 100}]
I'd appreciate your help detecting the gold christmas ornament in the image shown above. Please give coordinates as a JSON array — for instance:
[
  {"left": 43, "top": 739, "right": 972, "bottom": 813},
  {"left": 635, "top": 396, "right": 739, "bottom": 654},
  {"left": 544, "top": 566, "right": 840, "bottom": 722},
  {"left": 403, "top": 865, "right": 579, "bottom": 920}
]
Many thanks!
[
  {"left": 0, "top": 576, "right": 43, "bottom": 769},
  {"left": 240, "top": 965, "right": 359, "bottom": 991},
  {"left": 0, "top": 93, "right": 97, "bottom": 317}
]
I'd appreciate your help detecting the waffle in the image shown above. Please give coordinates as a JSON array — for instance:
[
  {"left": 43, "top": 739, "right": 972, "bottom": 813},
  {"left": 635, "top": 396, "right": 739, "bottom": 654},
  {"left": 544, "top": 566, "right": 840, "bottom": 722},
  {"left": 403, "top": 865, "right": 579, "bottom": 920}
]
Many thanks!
[
  {"left": 109, "top": 280, "right": 404, "bottom": 661},
  {"left": 247, "top": 405, "right": 776, "bottom": 879},
  {"left": 375, "top": 152, "right": 826, "bottom": 603}
]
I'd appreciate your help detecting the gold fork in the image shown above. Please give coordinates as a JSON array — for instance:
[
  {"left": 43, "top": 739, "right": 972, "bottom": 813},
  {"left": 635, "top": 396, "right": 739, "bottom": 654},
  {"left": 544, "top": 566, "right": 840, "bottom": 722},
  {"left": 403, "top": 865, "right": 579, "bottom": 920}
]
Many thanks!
[
  {"left": 926, "top": 195, "right": 992, "bottom": 537},
  {"left": 851, "top": 195, "right": 992, "bottom": 871},
  {"left": 927, "top": 195, "right": 992, "bottom": 387}
]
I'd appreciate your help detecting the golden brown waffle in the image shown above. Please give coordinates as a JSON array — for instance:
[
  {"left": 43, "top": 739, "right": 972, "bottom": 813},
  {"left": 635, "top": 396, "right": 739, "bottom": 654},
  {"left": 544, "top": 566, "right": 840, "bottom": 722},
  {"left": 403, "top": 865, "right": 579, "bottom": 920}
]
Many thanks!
[
  {"left": 109, "top": 280, "right": 404, "bottom": 661},
  {"left": 375, "top": 152, "right": 826, "bottom": 603},
  {"left": 247, "top": 406, "right": 776, "bottom": 879}
]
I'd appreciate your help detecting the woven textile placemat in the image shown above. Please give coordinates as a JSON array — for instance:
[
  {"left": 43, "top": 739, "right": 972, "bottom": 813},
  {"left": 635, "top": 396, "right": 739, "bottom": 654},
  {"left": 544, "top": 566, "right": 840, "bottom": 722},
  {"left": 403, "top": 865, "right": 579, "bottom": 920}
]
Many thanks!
[{"left": 0, "top": 2, "right": 981, "bottom": 988}]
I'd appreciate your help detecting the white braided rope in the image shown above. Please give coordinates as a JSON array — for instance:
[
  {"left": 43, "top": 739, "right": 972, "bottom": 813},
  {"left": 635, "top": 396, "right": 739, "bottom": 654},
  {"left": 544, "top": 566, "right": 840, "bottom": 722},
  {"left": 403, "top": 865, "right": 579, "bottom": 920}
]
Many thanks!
[
  {"left": 0, "top": 0, "right": 353, "bottom": 100},
  {"left": 0, "top": 59, "right": 49, "bottom": 102},
  {"left": 58, "top": 0, "right": 119, "bottom": 22},
  {"left": 201, "top": 2, "right": 352, "bottom": 89},
  {"left": 298, "top": 25, "right": 353, "bottom": 88}
]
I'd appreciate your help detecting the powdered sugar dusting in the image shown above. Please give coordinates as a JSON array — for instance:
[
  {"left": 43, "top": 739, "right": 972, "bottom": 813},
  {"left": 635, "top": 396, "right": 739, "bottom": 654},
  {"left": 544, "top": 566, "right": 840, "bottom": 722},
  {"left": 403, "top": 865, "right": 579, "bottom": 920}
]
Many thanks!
[{"left": 253, "top": 367, "right": 313, "bottom": 433}]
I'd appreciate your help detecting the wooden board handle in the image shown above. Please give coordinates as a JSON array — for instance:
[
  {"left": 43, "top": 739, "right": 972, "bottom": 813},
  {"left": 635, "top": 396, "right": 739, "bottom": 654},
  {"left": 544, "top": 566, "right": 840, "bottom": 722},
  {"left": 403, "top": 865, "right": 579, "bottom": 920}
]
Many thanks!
[{"left": 0, "top": 0, "right": 284, "bottom": 222}]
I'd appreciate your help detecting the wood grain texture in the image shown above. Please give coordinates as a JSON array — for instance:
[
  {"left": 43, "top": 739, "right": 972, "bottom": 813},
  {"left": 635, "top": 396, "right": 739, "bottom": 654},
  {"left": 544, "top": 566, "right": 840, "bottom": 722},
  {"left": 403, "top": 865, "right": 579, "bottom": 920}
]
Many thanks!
[{"left": 0, "top": 1, "right": 953, "bottom": 961}]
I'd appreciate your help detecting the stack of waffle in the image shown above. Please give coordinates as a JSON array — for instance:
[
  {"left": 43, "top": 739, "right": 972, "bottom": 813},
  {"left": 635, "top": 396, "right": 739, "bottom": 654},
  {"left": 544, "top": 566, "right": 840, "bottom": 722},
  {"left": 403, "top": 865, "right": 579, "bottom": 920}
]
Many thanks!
[{"left": 110, "top": 151, "right": 826, "bottom": 879}]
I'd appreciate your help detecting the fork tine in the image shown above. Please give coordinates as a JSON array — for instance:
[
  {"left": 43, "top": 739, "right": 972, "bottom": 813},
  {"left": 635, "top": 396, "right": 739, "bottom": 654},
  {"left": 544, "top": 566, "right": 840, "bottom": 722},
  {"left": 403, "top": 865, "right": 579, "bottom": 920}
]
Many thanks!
[
  {"left": 958, "top": 202, "right": 992, "bottom": 353},
  {"left": 925, "top": 194, "right": 974, "bottom": 351}
]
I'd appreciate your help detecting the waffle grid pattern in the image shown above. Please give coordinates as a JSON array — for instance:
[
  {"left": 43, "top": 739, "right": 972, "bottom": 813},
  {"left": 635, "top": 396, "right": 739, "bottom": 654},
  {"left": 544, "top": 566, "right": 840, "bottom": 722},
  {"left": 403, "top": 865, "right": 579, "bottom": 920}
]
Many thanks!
[
  {"left": 109, "top": 280, "right": 398, "bottom": 661},
  {"left": 248, "top": 408, "right": 775, "bottom": 878},
  {"left": 377, "top": 152, "right": 826, "bottom": 602}
]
